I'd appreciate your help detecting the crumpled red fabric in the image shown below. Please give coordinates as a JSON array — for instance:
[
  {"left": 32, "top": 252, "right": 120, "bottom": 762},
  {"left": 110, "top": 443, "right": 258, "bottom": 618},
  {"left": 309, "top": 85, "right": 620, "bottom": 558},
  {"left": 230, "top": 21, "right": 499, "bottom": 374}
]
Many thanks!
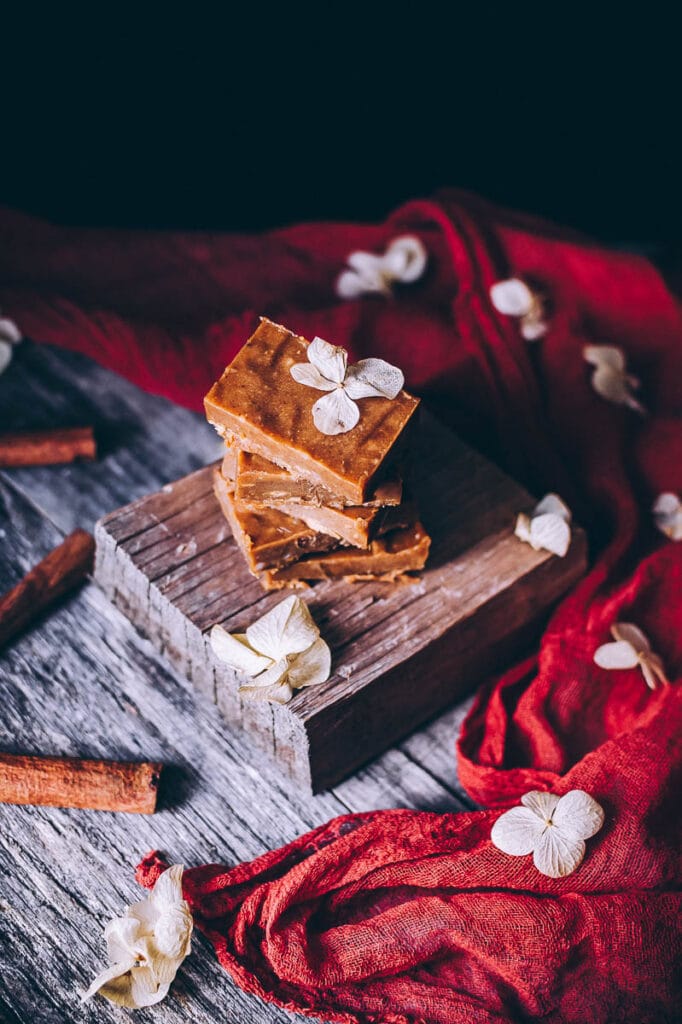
[{"left": 2, "top": 193, "right": 681, "bottom": 1022}]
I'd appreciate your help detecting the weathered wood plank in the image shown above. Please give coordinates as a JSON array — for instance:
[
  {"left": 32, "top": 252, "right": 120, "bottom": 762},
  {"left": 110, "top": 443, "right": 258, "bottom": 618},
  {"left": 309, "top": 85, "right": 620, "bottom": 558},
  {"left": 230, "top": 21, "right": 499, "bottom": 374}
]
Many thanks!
[
  {"left": 0, "top": 341, "right": 223, "bottom": 533},
  {"left": 95, "top": 411, "right": 587, "bottom": 792}
]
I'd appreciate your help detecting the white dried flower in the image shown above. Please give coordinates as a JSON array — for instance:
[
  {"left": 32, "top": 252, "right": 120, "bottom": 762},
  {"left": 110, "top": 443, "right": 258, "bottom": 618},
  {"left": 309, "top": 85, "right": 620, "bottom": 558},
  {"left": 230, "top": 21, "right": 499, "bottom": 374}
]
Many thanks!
[
  {"left": 491, "top": 789, "right": 604, "bottom": 878},
  {"left": 652, "top": 493, "right": 682, "bottom": 541},
  {"left": 211, "top": 594, "right": 331, "bottom": 704},
  {"left": 0, "top": 311, "right": 22, "bottom": 376},
  {"left": 594, "top": 622, "right": 669, "bottom": 691},
  {"left": 489, "top": 278, "right": 547, "bottom": 340},
  {"left": 336, "top": 235, "right": 427, "bottom": 299},
  {"left": 514, "top": 493, "right": 572, "bottom": 557},
  {"left": 290, "top": 335, "right": 404, "bottom": 435},
  {"left": 83, "top": 865, "right": 193, "bottom": 1008},
  {"left": 583, "top": 344, "right": 646, "bottom": 414}
]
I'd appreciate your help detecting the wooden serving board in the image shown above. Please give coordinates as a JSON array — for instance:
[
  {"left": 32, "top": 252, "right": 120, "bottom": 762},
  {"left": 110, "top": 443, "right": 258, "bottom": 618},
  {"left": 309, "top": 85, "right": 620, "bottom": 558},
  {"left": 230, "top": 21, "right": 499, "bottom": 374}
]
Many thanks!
[{"left": 94, "top": 413, "right": 586, "bottom": 793}]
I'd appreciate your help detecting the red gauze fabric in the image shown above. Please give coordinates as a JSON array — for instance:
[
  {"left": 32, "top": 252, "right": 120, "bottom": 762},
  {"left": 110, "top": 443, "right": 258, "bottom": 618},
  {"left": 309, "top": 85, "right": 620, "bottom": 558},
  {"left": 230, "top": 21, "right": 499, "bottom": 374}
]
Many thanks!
[{"left": 1, "top": 193, "right": 681, "bottom": 1022}]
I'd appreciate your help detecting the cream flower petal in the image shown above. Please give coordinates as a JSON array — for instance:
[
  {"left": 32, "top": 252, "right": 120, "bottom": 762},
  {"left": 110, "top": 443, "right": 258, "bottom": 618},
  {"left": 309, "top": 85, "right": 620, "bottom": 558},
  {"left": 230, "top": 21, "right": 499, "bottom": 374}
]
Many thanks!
[
  {"left": 210, "top": 626, "right": 272, "bottom": 677},
  {"left": 336, "top": 269, "right": 375, "bottom": 299},
  {"left": 638, "top": 652, "right": 669, "bottom": 690},
  {"left": 290, "top": 363, "right": 338, "bottom": 391},
  {"left": 653, "top": 493, "right": 682, "bottom": 540},
  {"left": 0, "top": 340, "right": 12, "bottom": 375},
  {"left": 490, "top": 806, "right": 546, "bottom": 855},
  {"left": 583, "top": 345, "right": 626, "bottom": 372},
  {"left": 382, "top": 235, "right": 428, "bottom": 283},
  {"left": 520, "top": 791, "right": 561, "bottom": 820},
  {"left": 552, "top": 790, "right": 605, "bottom": 841},
  {"left": 594, "top": 640, "right": 640, "bottom": 670},
  {"left": 534, "top": 493, "right": 571, "bottom": 522},
  {"left": 611, "top": 622, "right": 650, "bottom": 653},
  {"left": 308, "top": 336, "right": 348, "bottom": 384},
  {"left": 344, "top": 357, "right": 405, "bottom": 400},
  {"left": 0, "top": 317, "right": 22, "bottom": 345},
  {"left": 490, "top": 278, "right": 535, "bottom": 317},
  {"left": 246, "top": 594, "right": 319, "bottom": 661},
  {"left": 520, "top": 316, "right": 548, "bottom": 341},
  {"left": 82, "top": 958, "right": 140, "bottom": 1006},
  {"left": 84, "top": 865, "right": 191, "bottom": 1008},
  {"left": 239, "top": 679, "right": 294, "bottom": 704},
  {"left": 243, "top": 657, "right": 289, "bottom": 689},
  {"left": 286, "top": 636, "right": 332, "bottom": 690},
  {"left": 533, "top": 829, "right": 586, "bottom": 878},
  {"left": 528, "top": 514, "right": 571, "bottom": 557},
  {"left": 584, "top": 345, "right": 646, "bottom": 414},
  {"left": 312, "top": 388, "right": 360, "bottom": 435}
]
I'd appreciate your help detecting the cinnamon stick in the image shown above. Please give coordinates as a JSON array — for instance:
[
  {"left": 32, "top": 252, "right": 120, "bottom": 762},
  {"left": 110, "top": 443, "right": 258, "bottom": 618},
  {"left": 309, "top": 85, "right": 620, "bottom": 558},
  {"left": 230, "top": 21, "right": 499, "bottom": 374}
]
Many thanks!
[
  {"left": 0, "top": 529, "right": 95, "bottom": 649},
  {"left": 0, "top": 426, "right": 96, "bottom": 467},
  {"left": 0, "top": 753, "right": 162, "bottom": 813}
]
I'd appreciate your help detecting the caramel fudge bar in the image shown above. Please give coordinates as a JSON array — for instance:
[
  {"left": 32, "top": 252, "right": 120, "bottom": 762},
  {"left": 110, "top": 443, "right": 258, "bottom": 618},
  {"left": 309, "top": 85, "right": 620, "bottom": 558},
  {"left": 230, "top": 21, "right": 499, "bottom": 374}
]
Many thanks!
[
  {"left": 263, "top": 520, "right": 431, "bottom": 589},
  {"left": 205, "top": 318, "right": 419, "bottom": 505},
  {"left": 234, "top": 450, "right": 403, "bottom": 509},
  {"left": 222, "top": 451, "right": 411, "bottom": 548},
  {"left": 212, "top": 469, "right": 339, "bottom": 575}
]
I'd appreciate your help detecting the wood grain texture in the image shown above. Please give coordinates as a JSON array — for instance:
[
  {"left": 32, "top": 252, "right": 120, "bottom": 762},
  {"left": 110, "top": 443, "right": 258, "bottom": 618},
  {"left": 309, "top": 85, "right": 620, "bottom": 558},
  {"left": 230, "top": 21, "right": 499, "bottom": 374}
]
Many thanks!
[
  {"left": 0, "top": 753, "right": 162, "bottom": 813},
  {"left": 0, "top": 528, "right": 94, "bottom": 649},
  {"left": 0, "top": 343, "right": 477, "bottom": 1024},
  {"left": 96, "top": 411, "right": 587, "bottom": 792}
]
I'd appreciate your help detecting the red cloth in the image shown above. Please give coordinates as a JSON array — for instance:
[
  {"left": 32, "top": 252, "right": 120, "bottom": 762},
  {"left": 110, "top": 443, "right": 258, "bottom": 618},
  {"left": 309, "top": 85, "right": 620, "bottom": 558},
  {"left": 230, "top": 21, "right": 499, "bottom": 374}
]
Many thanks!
[{"left": 2, "top": 194, "right": 681, "bottom": 1022}]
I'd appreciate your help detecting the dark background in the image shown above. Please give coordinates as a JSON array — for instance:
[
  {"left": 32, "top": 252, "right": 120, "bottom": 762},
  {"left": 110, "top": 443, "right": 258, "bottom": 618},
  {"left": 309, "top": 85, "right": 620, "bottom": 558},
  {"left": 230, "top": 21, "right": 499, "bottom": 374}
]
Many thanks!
[{"left": 2, "top": 17, "right": 679, "bottom": 242}]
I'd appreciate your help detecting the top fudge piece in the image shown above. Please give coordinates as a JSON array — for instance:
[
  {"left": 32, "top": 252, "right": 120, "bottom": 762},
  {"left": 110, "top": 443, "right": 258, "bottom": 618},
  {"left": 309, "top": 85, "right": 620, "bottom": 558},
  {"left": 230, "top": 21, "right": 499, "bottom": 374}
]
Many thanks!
[{"left": 204, "top": 318, "right": 419, "bottom": 504}]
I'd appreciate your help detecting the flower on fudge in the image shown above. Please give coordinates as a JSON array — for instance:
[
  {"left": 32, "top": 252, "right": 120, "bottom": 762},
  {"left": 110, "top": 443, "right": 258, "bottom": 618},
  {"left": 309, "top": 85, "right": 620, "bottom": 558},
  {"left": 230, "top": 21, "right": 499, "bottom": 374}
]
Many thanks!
[
  {"left": 336, "top": 235, "right": 427, "bottom": 299},
  {"left": 211, "top": 594, "right": 331, "bottom": 704},
  {"left": 83, "top": 864, "right": 193, "bottom": 1008},
  {"left": 290, "top": 336, "right": 404, "bottom": 435},
  {"left": 491, "top": 790, "right": 604, "bottom": 878}
]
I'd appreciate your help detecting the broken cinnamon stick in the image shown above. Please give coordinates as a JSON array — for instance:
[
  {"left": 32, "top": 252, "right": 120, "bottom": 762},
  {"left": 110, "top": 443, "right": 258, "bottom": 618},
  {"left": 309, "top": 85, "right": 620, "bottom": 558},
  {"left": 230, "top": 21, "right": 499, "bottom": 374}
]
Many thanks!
[
  {"left": 0, "top": 529, "right": 95, "bottom": 649},
  {"left": 0, "top": 753, "right": 162, "bottom": 813},
  {"left": 0, "top": 426, "right": 96, "bottom": 467}
]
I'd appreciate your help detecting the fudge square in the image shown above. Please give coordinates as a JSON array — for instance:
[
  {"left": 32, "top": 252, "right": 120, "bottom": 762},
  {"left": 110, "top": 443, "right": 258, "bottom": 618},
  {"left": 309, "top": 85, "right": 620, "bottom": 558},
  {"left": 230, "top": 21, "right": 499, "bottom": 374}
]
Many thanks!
[{"left": 204, "top": 318, "right": 419, "bottom": 505}]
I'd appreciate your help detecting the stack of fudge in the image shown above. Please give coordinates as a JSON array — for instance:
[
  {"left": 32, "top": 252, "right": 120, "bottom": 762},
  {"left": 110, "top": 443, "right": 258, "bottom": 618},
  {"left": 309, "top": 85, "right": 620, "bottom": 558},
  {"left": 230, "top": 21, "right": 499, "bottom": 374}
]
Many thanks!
[{"left": 204, "top": 319, "right": 431, "bottom": 590}]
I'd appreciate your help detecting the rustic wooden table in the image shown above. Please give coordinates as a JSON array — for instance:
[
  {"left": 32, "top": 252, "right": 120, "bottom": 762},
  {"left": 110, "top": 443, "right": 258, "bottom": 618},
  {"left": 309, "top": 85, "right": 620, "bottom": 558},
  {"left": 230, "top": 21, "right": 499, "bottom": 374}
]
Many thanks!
[{"left": 0, "top": 342, "right": 476, "bottom": 1023}]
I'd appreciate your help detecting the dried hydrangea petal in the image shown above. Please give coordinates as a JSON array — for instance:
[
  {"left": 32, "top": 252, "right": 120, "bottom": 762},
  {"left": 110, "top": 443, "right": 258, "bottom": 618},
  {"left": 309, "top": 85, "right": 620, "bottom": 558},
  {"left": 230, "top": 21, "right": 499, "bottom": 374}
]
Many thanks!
[
  {"left": 0, "top": 316, "right": 22, "bottom": 345},
  {"left": 611, "top": 622, "right": 650, "bottom": 653},
  {"left": 594, "top": 640, "right": 640, "bottom": 670},
  {"left": 552, "top": 790, "right": 605, "bottom": 841},
  {"left": 312, "top": 388, "right": 360, "bottom": 435},
  {"left": 490, "top": 278, "right": 535, "bottom": 317},
  {"left": 0, "top": 341, "right": 12, "bottom": 376},
  {"left": 246, "top": 595, "right": 319, "bottom": 662},
  {"left": 286, "top": 636, "right": 332, "bottom": 691},
  {"left": 529, "top": 513, "right": 571, "bottom": 557},
  {"left": 534, "top": 494, "right": 571, "bottom": 522},
  {"left": 520, "top": 791, "right": 561, "bottom": 820},
  {"left": 344, "top": 358, "right": 405, "bottom": 400},
  {"left": 308, "top": 336, "right": 348, "bottom": 384},
  {"left": 239, "top": 679, "right": 293, "bottom": 704},
  {"left": 210, "top": 626, "right": 272, "bottom": 677},
  {"left": 490, "top": 806, "right": 546, "bottom": 855},
  {"left": 382, "top": 235, "right": 428, "bottom": 283},
  {"left": 290, "top": 362, "right": 338, "bottom": 392},
  {"left": 533, "top": 829, "right": 586, "bottom": 878}
]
